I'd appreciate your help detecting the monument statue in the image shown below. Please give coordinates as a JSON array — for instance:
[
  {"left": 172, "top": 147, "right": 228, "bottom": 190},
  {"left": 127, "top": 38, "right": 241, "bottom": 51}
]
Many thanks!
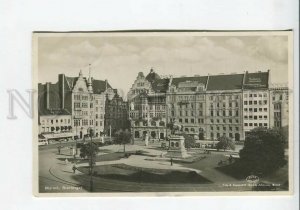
[{"left": 166, "top": 119, "right": 190, "bottom": 158}]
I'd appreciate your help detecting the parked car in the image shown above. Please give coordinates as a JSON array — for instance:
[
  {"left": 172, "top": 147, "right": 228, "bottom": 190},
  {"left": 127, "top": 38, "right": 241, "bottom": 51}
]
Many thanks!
[{"left": 38, "top": 139, "right": 48, "bottom": 146}]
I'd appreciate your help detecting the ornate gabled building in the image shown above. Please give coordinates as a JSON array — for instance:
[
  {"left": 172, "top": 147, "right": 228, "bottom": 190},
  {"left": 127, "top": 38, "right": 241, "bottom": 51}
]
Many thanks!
[
  {"left": 128, "top": 68, "right": 169, "bottom": 140},
  {"left": 104, "top": 89, "right": 129, "bottom": 136},
  {"left": 38, "top": 69, "right": 115, "bottom": 141}
]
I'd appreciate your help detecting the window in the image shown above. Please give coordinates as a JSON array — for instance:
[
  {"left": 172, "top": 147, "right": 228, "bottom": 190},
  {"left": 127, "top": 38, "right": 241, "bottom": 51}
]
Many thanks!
[
  {"left": 254, "top": 116, "right": 257, "bottom": 120},
  {"left": 223, "top": 127, "right": 226, "bottom": 131},
  {"left": 249, "top": 115, "right": 253, "bottom": 119},
  {"left": 244, "top": 123, "right": 248, "bottom": 126},
  {"left": 259, "top": 123, "right": 262, "bottom": 126},
  {"left": 244, "top": 108, "right": 248, "bottom": 111},
  {"left": 263, "top": 100, "right": 267, "bottom": 105},
  {"left": 211, "top": 111, "right": 214, "bottom": 116},
  {"left": 249, "top": 94, "right": 252, "bottom": 97},
  {"left": 179, "top": 119, "right": 182, "bottom": 123},
  {"left": 264, "top": 108, "right": 268, "bottom": 112},
  {"left": 244, "top": 116, "right": 248, "bottom": 119},
  {"left": 236, "top": 119, "right": 239, "bottom": 123},
  {"left": 244, "top": 101, "right": 248, "bottom": 105},
  {"left": 223, "top": 119, "right": 226, "bottom": 123},
  {"left": 216, "top": 126, "right": 220, "bottom": 130},
  {"left": 264, "top": 123, "right": 268, "bottom": 127},
  {"left": 254, "top": 108, "right": 257, "bottom": 112},
  {"left": 210, "top": 119, "right": 214, "bottom": 123},
  {"left": 223, "top": 110, "right": 226, "bottom": 116},
  {"left": 249, "top": 101, "right": 253, "bottom": 105},
  {"left": 259, "top": 108, "right": 262, "bottom": 112},
  {"left": 254, "top": 101, "right": 257, "bottom": 105},
  {"left": 229, "top": 119, "right": 232, "bottom": 123},
  {"left": 235, "top": 110, "right": 239, "bottom": 116},
  {"left": 229, "top": 127, "right": 232, "bottom": 131},
  {"left": 211, "top": 126, "right": 214, "bottom": 130},
  {"left": 185, "top": 119, "right": 188, "bottom": 123},
  {"left": 191, "top": 119, "right": 195, "bottom": 123},
  {"left": 264, "top": 115, "right": 268, "bottom": 119},
  {"left": 236, "top": 127, "right": 239, "bottom": 131},
  {"left": 249, "top": 123, "right": 253, "bottom": 126},
  {"left": 254, "top": 123, "right": 258, "bottom": 126}
]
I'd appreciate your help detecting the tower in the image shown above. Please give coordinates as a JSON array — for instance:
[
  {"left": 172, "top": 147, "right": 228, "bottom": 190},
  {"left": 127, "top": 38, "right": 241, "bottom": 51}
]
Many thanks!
[{"left": 87, "top": 64, "right": 93, "bottom": 93}]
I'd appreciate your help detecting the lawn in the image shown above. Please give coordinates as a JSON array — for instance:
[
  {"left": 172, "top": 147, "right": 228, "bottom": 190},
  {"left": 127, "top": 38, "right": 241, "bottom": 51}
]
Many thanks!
[{"left": 77, "top": 163, "right": 212, "bottom": 184}]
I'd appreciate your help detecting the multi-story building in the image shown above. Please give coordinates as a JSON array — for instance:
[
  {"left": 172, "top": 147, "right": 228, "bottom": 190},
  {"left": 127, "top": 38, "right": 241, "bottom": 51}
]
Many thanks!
[
  {"left": 269, "top": 84, "right": 289, "bottom": 128},
  {"left": 130, "top": 69, "right": 282, "bottom": 143},
  {"left": 167, "top": 76, "right": 208, "bottom": 139},
  {"left": 206, "top": 74, "right": 244, "bottom": 141},
  {"left": 104, "top": 89, "right": 129, "bottom": 136},
  {"left": 38, "top": 69, "right": 115, "bottom": 141},
  {"left": 128, "top": 69, "right": 169, "bottom": 140},
  {"left": 242, "top": 71, "right": 270, "bottom": 137}
]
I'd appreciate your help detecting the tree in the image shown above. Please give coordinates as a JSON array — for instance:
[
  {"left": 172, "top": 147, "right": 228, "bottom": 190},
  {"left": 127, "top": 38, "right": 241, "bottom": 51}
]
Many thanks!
[
  {"left": 114, "top": 129, "right": 132, "bottom": 154},
  {"left": 79, "top": 142, "right": 100, "bottom": 168},
  {"left": 216, "top": 135, "right": 235, "bottom": 151},
  {"left": 239, "top": 127, "right": 286, "bottom": 175},
  {"left": 183, "top": 133, "right": 195, "bottom": 150}
]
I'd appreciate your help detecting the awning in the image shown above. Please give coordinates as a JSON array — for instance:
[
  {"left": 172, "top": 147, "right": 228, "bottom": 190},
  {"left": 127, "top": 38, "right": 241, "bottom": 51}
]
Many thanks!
[{"left": 43, "top": 132, "right": 73, "bottom": 140}]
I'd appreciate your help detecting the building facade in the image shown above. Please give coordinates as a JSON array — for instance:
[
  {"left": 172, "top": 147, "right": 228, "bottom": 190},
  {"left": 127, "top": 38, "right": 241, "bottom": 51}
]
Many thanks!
[
  {"left": 129, "top": 69, "right": 286, "bottom": 143},
  {"left": 38, "top": 69, "right": 115, "bottom": 141},
  {"left": 128, "top": 69, "right": 169, "bottom": 140},
  {"left": 269, "top": 84, "right": 289, "bottom": 128},
  {"left": 104, "top": 89, "right": 129, "bottom": 136}
]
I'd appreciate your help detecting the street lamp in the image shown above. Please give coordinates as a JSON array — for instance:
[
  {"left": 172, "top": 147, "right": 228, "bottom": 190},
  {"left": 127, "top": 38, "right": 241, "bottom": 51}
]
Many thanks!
[{"left": 89, "top": 127, "right": 94, "bottom": 192}]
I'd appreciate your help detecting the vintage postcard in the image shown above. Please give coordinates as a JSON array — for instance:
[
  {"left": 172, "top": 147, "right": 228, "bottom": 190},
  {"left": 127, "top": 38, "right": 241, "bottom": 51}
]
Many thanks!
[{"left": 33, "top": 31, "right": 294, "bottom": 196}]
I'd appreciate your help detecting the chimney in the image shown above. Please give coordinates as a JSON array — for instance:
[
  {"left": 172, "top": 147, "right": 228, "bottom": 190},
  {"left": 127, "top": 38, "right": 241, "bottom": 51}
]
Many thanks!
[
  {"left": 105, "top": 79, "right": 108, "bottom": 90},
  {"left": 59, "top": 74, "right": 65, "bottom": 109}
]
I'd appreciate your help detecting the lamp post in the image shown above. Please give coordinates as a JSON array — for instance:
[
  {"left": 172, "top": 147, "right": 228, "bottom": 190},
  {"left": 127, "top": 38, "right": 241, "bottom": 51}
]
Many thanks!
[{"left": 89, "top": 128, "right": 94, "bottom": 192}]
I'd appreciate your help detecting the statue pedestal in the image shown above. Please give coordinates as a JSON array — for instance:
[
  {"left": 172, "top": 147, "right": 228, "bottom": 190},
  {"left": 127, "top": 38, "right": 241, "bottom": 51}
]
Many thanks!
[{"left": 165, "top": 135, "right": 190, "bottom": 158}]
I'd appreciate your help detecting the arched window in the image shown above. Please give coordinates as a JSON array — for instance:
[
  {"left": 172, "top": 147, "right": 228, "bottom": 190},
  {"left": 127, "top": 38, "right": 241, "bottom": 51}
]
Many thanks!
[
  {"left": 185, "top": 128, "right": 189, "bottom": 132},
  {"left": 151, "top": 121, "right": 156, "bottom": 126}
]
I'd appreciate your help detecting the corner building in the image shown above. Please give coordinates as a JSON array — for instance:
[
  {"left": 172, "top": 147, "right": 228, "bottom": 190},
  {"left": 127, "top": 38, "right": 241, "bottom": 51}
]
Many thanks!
[{"left": 38, "top": 70, "right": 115, "bottom": 141}]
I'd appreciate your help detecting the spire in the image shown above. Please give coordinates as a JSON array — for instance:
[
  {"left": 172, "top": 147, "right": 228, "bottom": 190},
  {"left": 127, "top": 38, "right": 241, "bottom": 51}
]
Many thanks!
[
  {"left": 87, "top": 64, "right": 93, "bottom": 93},
  {"left": 79, "top": 69, "right": 83, "bottom": 77}
]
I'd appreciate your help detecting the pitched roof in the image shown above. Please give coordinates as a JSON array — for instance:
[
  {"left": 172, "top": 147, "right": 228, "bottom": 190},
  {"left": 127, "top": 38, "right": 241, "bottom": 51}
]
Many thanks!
[
  {"left": 151, "top": 78, "right": 169, "bottom": 93},
  {"left": 92, "top": 79, "right": 111, "bottom": 94},
  {"left": 171, "top": 76, "right": 208, "bottom": 88},
  {"left": 145, "top": 70, "right": 161, "bottom": 83},
  {"left": 207, "top": 74, "right": 244, "bottom": 91},
  {"left": 38, "top": 82, "right": 71, "bottom": 116},
  {"left": 243, "top": 71, "right": 269, "bottom": 89}
]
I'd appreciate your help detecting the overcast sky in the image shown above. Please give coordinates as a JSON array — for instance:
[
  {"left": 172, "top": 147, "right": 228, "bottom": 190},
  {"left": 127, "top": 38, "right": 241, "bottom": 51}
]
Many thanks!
[{"left": 38, "top": 34, "right": 289, "bottom": 97}]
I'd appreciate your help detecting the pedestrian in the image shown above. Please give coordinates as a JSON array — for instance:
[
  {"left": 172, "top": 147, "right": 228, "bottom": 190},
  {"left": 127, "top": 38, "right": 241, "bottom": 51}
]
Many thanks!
[
  {"left": 170, "top": 158, "right": 173, "bottom": 166},
  {"left": 57, "top": 146, "right": 61, "bottom": 155},
  {"left": 65, "top": 158, "right": 69, "bottom": 165},
  {"left": 72, "top": 165, "right": 77, "bottom": 174}
]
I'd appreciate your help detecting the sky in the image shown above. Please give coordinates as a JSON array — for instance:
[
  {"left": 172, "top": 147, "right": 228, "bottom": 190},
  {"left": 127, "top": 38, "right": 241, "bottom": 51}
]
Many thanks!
[{"left": 38, "top": 34, "right": 289, "bottom": 97}]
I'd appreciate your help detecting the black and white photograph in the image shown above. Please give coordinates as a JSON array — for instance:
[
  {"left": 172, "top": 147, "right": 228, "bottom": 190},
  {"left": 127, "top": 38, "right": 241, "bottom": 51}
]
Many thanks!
[{"left": 34, "top": 31, "right": 293, "bottom": 195}]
